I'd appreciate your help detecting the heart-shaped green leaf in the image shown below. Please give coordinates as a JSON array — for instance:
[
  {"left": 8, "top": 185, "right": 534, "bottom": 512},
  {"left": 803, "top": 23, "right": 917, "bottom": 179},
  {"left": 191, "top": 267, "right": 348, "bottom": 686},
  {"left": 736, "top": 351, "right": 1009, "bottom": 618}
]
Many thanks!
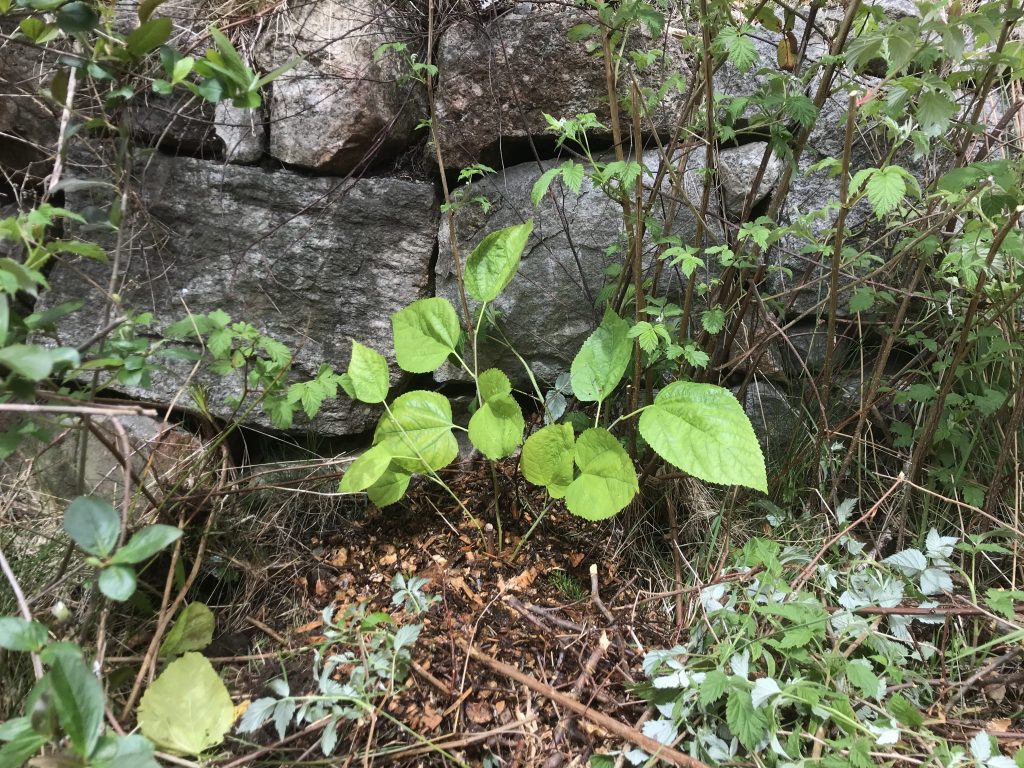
[
  {"left": 564, "top": 428, "right": 637, "bottom": 520},
  {"left": 373, "top": 391, "right": 457, "bottom": 474},
  {"left": 468, "top": 395, "right": 524, "bottom": 460},
  {"left": 521, "top": 423, "right": 575, "bottom": 499},
  {"left": 391, "top": 298, "right": 461, "bottom": 373},
  {"left": 340, "top": 444, "right": 393, "bottom": 493},
  {"left": 639, "top": 382, "right": 767, "bottom": 492},
  {"left": 138, "top": 653, "right": 234, "bottom": 755},
  {"left": 346, "top": 340, "right": 389, "bottom": 403}
]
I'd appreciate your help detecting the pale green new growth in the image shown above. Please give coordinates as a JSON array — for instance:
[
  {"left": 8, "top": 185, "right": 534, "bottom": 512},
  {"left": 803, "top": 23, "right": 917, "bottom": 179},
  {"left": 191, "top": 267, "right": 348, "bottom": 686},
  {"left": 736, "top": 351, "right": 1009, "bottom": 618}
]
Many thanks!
[
  {"left": 464, "top": 220, "right": 534, "bottom": 302},
  {"left": 391, "top": 297, "right": 461, "bottom": 373},
  {"left": 570, "top": 308, "right": 632, "bottom": 403},
  {"left": 564, "top": 428, "right": 638, "bottom": 520},
  {"left": 521, "top": 423, "right": 575, "bottom": 498},
  {"left": 138, "top": 653, "right": 234, "bottom": 755},
  {"left": 639, "top": 382, "right": 768, "bottom": 492},
  {"left": 346, "top": 340, "right": 389, "bottom": 404}
]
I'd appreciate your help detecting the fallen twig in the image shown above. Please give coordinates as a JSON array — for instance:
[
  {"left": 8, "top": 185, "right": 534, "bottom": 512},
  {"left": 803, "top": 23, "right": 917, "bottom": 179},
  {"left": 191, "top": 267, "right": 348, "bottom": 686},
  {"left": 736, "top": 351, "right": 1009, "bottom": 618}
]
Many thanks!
[{"left": 461, "top": 641, "right": 711, "bottom": 768}]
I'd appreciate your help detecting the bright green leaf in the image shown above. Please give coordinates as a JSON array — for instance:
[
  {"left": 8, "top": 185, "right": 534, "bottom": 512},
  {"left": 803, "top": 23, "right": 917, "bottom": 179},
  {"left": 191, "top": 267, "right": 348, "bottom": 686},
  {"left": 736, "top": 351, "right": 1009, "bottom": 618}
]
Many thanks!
[
  {"left": 373, "top": 390, "right": 457, "bottom": 474},
  {"left": 639, "top": 382, "right": 767, "bottom": 492},
  {"left": 0, "top": 344, "right": 56, "bottom": 381},
  {"left": 477, "top": 368, "right": 512, "bottom": 402},
  {"left": 465, "top": 220, "right": 533, "bottom": 302},
  {"left": 159, "top": 602, "right": 215, "bottom": 657},
  {"left": 49, "top": 651, "right": 104, "bottom": 757},
  {"left": 391, "top": 297, "right": 461, "bottom": 374},
  {"left": 521, "top": 424, "right": 575, "bottom": 498},
  {"left": 570, "top": 309, "right": 631, "bottom": 403},
  {"left": 126, "top": 17, "right": 172, "bottom": 58},
  {"left": 726, "top": 688, "right": 767, "bottom": 750},
  {"left": 0, "top": 617, "right": 49, "bottom": 652},
  {"left": 564, "top": 428, "right": 638, "bottom": 520},
  {"left": 366, "top": 468, "right": 411, "bottom": 507},
  {"left": 347, "top": 340, "right": 389, "bottom": 403},
  {"left": 468, "top": 395, "right": 524, "bottom": 460},
  {"left": 138, "top": 652, "right": 235, "bottom": 755},
  {"left": 91, "top": 733, "right": 161, "bottom": 768},
  {"left": 340, "top": 444, "right": 393, "bottom": 493},
  {"left": 865, "top": 167, "right": 906, "bottom": 218}
]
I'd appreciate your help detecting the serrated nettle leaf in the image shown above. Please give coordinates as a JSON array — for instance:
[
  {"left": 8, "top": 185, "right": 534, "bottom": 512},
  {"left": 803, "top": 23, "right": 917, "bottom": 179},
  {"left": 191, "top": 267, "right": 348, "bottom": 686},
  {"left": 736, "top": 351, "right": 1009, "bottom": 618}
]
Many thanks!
[
  {"left": 374, "top": 390, "right": 457, "bottom": 474},
  {"left": 521, "top": 424, "right": 575, "bottom": 498},
  {"left": 99, "top": 565, "right": 138, "bottom": 601},
  {"left": 110, "top": 524, "right": 182, "bottom": 564},
  {"left": 845, "top": 659, "right": 881, "bottom": 699},
  {"left": 864, "top": 166, "right": 907, "bottom": 218},
  {"left": 726, "top": 688, "right": 767, "bottom": 750},
  {"left": 571, "top": 308, "right": 632, "bottom": 403},
  {"left": 346, "top": 340, "right": 389, "bottom": 403},
  {"left": 468, "top": 394, "right": 524, "bottom": 460},
  {"left": 340, "top": 444, "right": 393, "bottom": 493},
  {"left": 925, "top": 528, "right": 958, "bottom": 561},
  {"left": 564, "top": 428, "right": 638, "bottom": 521},
  {"left": 160, "top": 602, "right": 215, "bottom": 657},
  {"left": 531, "top": 167, "right": 562, "bottom": 207},
  {"left": 64, "top": 496, "right": 120, "bottom": 557},
  {"left": 639, "top": 382, "right": 767, "bottom": 492},
  {"left": 641, "top": 718, "right": 678, "bottom": 746},
  {"left": 138, "top": 653, "right": 235, "bottom": 755},
  {"left": 464, "top": 220, "right": 533, "bottom": 302},
  {"left": 391, "top": 297, "right": 461, "bottom": 374}
]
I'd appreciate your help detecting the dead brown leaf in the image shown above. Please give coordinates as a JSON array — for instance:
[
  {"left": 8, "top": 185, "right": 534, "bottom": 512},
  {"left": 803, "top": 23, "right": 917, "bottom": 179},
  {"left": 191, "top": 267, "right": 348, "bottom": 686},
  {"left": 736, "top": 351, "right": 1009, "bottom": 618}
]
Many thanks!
[{"left": 466, "top": 701, "right": 492, "bottom": 725}]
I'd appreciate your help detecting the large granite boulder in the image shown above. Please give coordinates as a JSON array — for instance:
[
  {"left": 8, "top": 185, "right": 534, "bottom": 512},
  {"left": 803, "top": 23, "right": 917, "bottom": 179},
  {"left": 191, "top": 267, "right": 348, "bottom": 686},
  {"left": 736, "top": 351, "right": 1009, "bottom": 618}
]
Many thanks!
[
  {"left": 43, "top": 155, "right": 437, "bottom": 436},
  {"left": 255, "top": 0, "right": 425, "bottom": 174},
  {"left": 433, "top": 4, "right": 689, "bottom": 171}
]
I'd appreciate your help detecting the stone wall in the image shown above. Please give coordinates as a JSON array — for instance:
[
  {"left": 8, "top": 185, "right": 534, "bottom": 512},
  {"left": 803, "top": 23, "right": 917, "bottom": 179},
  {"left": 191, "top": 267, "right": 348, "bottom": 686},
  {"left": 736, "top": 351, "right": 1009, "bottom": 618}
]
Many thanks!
[{"left": 2, "top": 0, "right": 921, "bottom": 458}]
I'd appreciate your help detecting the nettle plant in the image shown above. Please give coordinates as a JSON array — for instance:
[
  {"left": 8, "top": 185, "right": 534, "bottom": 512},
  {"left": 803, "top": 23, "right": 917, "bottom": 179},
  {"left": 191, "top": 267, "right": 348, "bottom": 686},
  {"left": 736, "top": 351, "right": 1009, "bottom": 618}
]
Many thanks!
[{"left": 337, "top": 221, "right": 767, "bottom": 520}]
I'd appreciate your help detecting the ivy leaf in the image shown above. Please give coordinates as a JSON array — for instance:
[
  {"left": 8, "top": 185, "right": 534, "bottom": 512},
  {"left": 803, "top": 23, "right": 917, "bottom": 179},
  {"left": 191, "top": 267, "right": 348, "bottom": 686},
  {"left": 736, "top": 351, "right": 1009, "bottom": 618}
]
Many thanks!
[
  {"left": 864, "top": 167, "right": 906, "bottom": 218},
  {"left": 138, "top": 653, "right": 235, "bottom": 755},
  {"left": 521, "top": 424, "right": 575, "bottom": 499},
  {"left": 639, "top": 382, "right": 767, "bottom": 492},
  {"left": 571, "top": 309, "right": 632, "bottom": 403},
  {"left": 726, "top": 689, "right": 767, "bottom": 750},
  {"left": 391, "top": 297, "right": 461, "bottom": 374},
  {"left": 465, "top": 220, "right": 533, "bottom": 302},
  {"left": 564, "top": 428, "right": 638, "bottom": 521},
  {"left": 346, "top": 340, "right": 389, "bottom": 404},
  {"left": 373, "top": 390, "right": 457, "bottom": 474}
]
